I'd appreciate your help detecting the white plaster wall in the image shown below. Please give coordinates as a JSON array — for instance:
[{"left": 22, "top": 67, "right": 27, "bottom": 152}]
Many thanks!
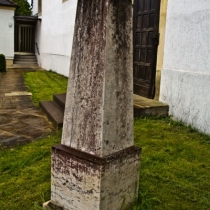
[
  {"left": 34, "top": 0, "right": 77, "bottom": 76},
  {"left": 32, "top": 0, "right": 38, "bottom": 15},
  {"left": 0, "top": 8, "right": 15, "bottom": 59},
  {"left": 160, "top": 0, "right": 210, "bottom": 135}
]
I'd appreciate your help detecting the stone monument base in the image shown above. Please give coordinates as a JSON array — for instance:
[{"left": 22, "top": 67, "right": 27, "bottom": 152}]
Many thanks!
[{"left": 43, "top": 144, "right": 141, "bottom": 210}]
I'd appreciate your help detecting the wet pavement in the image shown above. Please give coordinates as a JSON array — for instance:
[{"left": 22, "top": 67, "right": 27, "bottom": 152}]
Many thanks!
[{"left": 0, "top": 69, "right": 53, "bottom": 147}]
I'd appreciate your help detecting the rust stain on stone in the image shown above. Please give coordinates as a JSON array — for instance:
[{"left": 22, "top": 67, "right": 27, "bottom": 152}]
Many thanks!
[
  {"left": 110, "top": 0, "right": 132, "bottom": 53},
  {"left": 62, "top": 0, "right": 133, "bottom": 157},
  {"left": 63, "top": 0, "right": 108, "bottom": 155}
]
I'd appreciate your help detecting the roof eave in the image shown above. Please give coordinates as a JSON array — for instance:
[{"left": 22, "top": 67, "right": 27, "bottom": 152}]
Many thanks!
[
  {"left": 0, "top": 3, "right": 17, "bottom": 8},
  {"left": 14, "top": 16, "right": 41, "bottom": 23}
]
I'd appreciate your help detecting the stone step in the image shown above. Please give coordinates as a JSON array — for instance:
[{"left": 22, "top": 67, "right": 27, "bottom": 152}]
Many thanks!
[
  {"left": 14, "top": 60, "right": 37, "bottom": 63},
  {"left": 14, "top": 55, "right": 38, "bottom": 66},
  {"left": 133, "top": 94, "right": 169, "bottom": 117},
  {"left": 15, "top": 55, "right": 36, "bottom": 58},
  {"left": 14, "top": 60, "right": 37, "bottom": 64},
  {"left": 14, "top": 61, "right": 38, "bottom": 64},
  {"left": 14, "top": 52, "right": 34, "bottom": 55},
  {"left": 14, "top": 58, "right": 37, "bottom": 61},
  {"left": 40, "top": 93, "right": 168, "bottom": 129},
  {"left": 40, "top": 101, "right": 64, "bottom": 129},
  {"left": 14, "top": 57, "right": 36, "bottom": 61},
  {"left": 12, "top": 64, "right": 39, "bottom": 68},
  {"left": 53, "top": 94, "right": 66, "bottom": 110}
]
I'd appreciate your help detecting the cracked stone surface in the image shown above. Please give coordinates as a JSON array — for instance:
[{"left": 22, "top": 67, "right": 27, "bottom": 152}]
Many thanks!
[{"left": 0, "top": 69, "right": 53, "bottom": 147}]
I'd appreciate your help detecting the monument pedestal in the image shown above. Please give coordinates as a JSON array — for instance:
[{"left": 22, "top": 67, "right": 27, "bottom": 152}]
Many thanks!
[
  {"left": 44, "top": 0, "right": 141, "bottom": 209},
  {"left": 43, "top": 145, "right": 141, "bottom": 210}
]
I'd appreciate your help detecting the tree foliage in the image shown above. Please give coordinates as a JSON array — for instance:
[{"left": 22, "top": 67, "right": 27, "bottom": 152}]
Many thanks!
[{"left": 13, "top": 0, "right": 32, "bottom": 16}]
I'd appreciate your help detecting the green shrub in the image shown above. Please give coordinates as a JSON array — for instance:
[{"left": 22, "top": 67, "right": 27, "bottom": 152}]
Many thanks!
[{"left": 0, "top": 54, "right": 6, "bottom": 72}]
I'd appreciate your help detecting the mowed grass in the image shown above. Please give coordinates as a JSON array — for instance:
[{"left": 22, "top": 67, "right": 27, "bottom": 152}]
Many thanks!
[
  {"left": 134, "top": 118, "right": 210, "bottom": 210},
  {"left": 0, "top": 70, "right": 210, "bottom": 209},
  {"left": 0, "top": 131, "right": 61, "bottom": 210},
  {"left": 24, "top": 70, "right": 68, "bottom": 106}
]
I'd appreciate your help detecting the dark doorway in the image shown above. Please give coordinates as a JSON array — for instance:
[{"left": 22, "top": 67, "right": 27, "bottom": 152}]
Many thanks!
[
  {"left": 133, "top": 0, "right": 161, "bottom": 99},
  {"left": 15, "top": 24, "right": 35, "bottom": 53},
  {"left": 14, "top": 16, "right": 40, "bottom": 54}
]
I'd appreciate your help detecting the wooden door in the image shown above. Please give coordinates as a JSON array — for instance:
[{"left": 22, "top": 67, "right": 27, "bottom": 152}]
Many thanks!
[{"left": 133, "top": 0, "right": 161, "bottom": 98}]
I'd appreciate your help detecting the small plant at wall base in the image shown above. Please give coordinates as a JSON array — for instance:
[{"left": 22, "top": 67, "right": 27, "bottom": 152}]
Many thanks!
[{"left": 0, "top": 54, "right": 6, "bottom": 72}]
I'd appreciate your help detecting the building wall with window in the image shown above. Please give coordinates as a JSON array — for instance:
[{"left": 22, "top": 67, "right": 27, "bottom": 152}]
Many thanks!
[
  {"left": 0, "top": 6, "right": 15, "bottom": 67},
  {"left": 160, "top": 0, "right": 210, "bottom": 135},
  {"left": 33, "top": 0, "right": 77, "bottom": 76}
]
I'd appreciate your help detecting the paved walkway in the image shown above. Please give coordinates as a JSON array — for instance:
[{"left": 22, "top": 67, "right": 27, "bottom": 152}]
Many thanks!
[{"left": 0, "top": 68, "right": 53, "bottom": 147}]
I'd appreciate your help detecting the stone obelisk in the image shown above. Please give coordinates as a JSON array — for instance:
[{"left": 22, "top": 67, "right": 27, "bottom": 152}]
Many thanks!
[{"left": 44, "top": 0, "right": 141, "bottom": 209}]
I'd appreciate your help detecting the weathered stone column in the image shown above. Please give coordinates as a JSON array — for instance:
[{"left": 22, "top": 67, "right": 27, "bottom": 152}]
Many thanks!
[{"left": 45, "top": 0, "right": 141, "bottom": 209}]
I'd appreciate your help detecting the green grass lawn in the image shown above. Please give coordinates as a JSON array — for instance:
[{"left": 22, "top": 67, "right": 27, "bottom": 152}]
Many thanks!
[
  {"left": 0, "top": 70, "right": 210, "bottom": 210},
  {"left": 24, "top": 70, "right": 68, "bottom": 106},
  {"left": 0, "top": 131, "right": 61, "bottom": 210},
  {"left": 134, "top": 118, "right": 210, "bottom": 210}
]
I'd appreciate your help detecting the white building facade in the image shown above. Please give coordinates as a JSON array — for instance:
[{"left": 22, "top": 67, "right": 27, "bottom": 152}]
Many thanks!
[
  {"left": 32, "top": 0, "right": 210, "bottom": 135},
  {"left": 160, "top": 0, "right": 210, "bottom": 135},
  {"left": 0, "top": 1, "right": 17, "bottom": 67},
  {"left": 33, "top": 0, "right": 77, "bottom": 76}
]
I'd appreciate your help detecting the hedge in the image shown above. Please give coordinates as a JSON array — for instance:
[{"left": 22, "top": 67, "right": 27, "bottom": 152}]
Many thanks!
[{"left": 0, "top": 54, "right": 6, "bottom": 72}]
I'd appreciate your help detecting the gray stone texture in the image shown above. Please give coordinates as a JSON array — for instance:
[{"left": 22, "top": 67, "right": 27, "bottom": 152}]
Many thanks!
[
  {"left": 51, "top": 145, "right": 140, "bottom": 210},
  {"left": 62, "top": 0, "right": 133, "bottom": 157},
  {"left": 49, "top": 1, "right": 141, "bottom": 209}
]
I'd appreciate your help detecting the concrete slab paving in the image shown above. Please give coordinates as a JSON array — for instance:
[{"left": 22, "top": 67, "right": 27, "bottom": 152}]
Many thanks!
[
  {"left": 5, "top": 91, "right": 32, "bottom": 96},
  {"left": 0, "top": 69, "right": 54, "bottom": 147}
]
